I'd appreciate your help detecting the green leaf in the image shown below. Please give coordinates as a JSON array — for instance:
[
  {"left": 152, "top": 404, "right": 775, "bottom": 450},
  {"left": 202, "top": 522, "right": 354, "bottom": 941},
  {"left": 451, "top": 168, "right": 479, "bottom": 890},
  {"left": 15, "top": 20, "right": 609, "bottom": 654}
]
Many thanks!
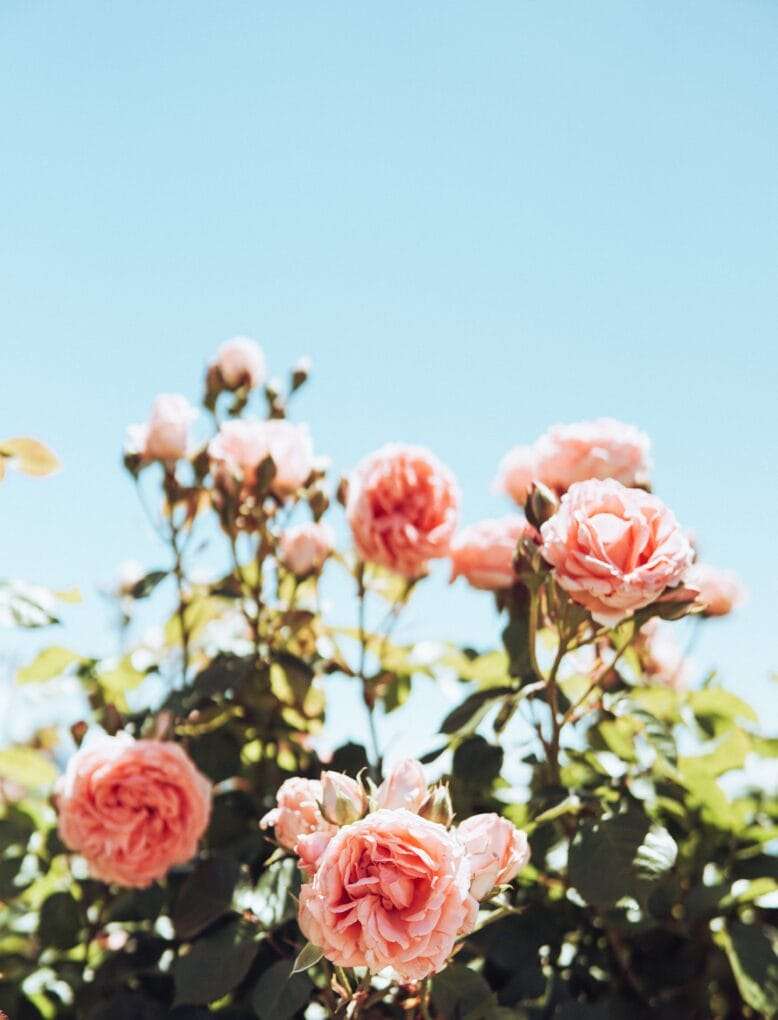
[
  {"left": 440, "top": 686, "right": 515, "bottom": 735},
  {"left": 432, "top": 963, "right": 511, "bottom": 1019},
  {"left": 716, "top": 920, "right": 778, "bottom": 1018},
  {"left": 17, "top": 646, "right": 81, "bottom": 683},
  {"left": 688, "top": 688, "right": 757, "bottom": 724},
  {"left": 173, "top": 917, "right": 259, "bottom": 1006},
  {"left": 0, "top": 436, "right": 60, "bottom": 476},
  {"left": 130, "top": 569, "right": 169, "bottom": 599},
  {"left": 0, "top": 855, "right": 29, "bottom": 898},
  {"left": 97, "top": 656, "right": 146, "bottom": 699},
  {"left": 252, "top": 958, "right": 312, "bottom": 1017},
  {"left": 38, "top": 891, "right": 82, "bottom": 949},
  {"left": 0, "top": 746, "right": 57, "bottom": 789},
  {"left": 568, "top": 808, "right": 677, "bottom": 907},
  {"left": 290, "top": 941, "right": 323, "bottom": 975},
  {"left": 174, "top": 858, "right": 241, "bottom": 940}
]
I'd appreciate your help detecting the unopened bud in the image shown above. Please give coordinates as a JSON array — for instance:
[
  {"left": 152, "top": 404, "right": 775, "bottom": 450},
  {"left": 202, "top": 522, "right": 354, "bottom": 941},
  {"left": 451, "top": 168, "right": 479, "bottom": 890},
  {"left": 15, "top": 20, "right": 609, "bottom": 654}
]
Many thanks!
[
  {"left": 419, "top": 785, "right": 454, "bottom": 827},
  {"left": 291, "top": 356, "right": 312, "bottom": 392},
  {"left": 336, "top": 476, "right": 350, "bottom": 508},
  {"left": 525, "top": 481, "right": 559, "bottom": 530},
  {"left": 321, "top": 771, "right": 367, "bottom": 826}
]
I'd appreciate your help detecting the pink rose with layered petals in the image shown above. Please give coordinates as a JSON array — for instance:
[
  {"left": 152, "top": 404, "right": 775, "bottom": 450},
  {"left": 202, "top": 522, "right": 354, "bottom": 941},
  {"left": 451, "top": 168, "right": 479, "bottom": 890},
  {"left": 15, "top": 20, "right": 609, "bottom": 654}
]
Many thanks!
[
  {"left": 298, "top": 809, "right": 478, "bottom": 980},
  {"left": 450, "top": 516, "right": 538, "bottom": 590},
  {"left": 346, "top": 444, "right": 459, "bottom": 578},
  {"left": 56, "top": 735, "right": 211, "bottom": 888},
  {"left": 125, "top": 394, "right": 198, "bottom": 463},
  {"left": 540, "top": 479, "right": 693, "bottom": 626},
  {"left": 211, "top": 336, "right": 266, "bottom": 390},
  {"left": 208, "top": 419, "right": 314, "bottom": 499},
  {"left": 457, "top": 813, "right": 531, "bottom": 899},
  {"left": 496, "top": 418, "right": 651, "bottom": 506},
  {"left": 279, "top": 521, "right": 334, "bottom": 576},
  {"left": 685, "top": 563, "right": 746, "bottom": 618},
  {"left": 260, "top": 777, "right": 336, "bottom": 851},
  {"left": 376, "top": 758, "right": 428, "bottom": 813}
]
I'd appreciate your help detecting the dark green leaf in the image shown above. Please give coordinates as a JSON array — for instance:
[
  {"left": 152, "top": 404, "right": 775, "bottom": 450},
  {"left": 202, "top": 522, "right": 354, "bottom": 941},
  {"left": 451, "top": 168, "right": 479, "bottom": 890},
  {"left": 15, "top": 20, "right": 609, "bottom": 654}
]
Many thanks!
[
  {"left": 253, "top": 958, "right": 312, "bottom": 1016},
  {"left": 173, "top": 858, "right": 241, "bottom": 939},
  {"left": 440, "top": 686, "right": 515, "bottom": 735},
  {"left": 39, "top": 891, "right": 82, "bottom": 949},
  {"left": 173, "top": 917, "right": 259, "bottom": 1006},
  {"left": 130, "top": 570, "right": 169, "bottom": 599},
  {"left": 716, "top": 920, "right": 778, "bottom": 1018}
]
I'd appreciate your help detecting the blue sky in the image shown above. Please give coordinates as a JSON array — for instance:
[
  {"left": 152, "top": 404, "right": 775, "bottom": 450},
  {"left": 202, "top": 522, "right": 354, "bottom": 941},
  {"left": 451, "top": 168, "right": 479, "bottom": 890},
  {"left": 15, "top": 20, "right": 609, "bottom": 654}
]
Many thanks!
[{"left": 1, "top": 1, "right": 776, "bottom": 745}]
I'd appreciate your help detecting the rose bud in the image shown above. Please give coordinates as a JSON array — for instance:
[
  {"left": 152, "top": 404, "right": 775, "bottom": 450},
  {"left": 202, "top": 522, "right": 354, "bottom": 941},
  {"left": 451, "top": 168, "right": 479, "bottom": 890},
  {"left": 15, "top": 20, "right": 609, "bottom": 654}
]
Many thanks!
[
  {"left": 376, "top": 758, "right": 428, "bottom": 813},
  {"left": 210, "top": 336, "right": 266, "bottom": 391},
  {"left": 321, "top": 771, "right": 367, "bottom": 826},
  {"left": 525, "top": 481, "right": 559, "bottom": 530},
  {"left": 419, "top": 784, "right": 454, "bottom": 827},
  {"left": 457, "top": 813, "right": 530, "bottom": 900}
]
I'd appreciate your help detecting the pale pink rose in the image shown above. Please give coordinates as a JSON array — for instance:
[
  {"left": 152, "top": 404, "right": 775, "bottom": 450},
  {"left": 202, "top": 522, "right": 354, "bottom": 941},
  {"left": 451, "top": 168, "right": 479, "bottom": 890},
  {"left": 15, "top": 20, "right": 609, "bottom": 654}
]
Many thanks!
[
  {"left": 260, "top": 777, "right": 336, "bottom": 851},
  {"left": 457, "top": 813, "right": 530, "bottom": 899},
  {"left": 211, "top": 336, "right": 266, "bottom": 390},
  {"left": 296, "top": 829, "right": 333, "bottom": 876},
  {"left": 376, "top": 758, "right": 428, "bottom": 813},
  {"left": 279, "top": 522, "right": 334, "bottom": 576},
  {"left": 56, "top": 735, "right": 211, "bottom": 889},
  {"left": 125, "top": 394, "right": 198, "bottom": 463},
  {"left": 208, "top": 419, "right": 314, "bottom": 499},
  {"left": 540, "top": 479, "right": 693, "bottom": 626},
  {"left": 685, "top": 563, "right": 747, "bottom": 618},
  {"left": 450, "top": 516, "right": 538, "bottom": 590},
  {"left": 638, "top": 619, "right": 692, "bottom": 690},
  {"left": 298, "top": 809, "right": 478, "bottom": 980},
  {"left": 320, "top": 771, "right": 367, "bottom": 825},
  {"left": 346, "top": 444, "right": 459, "bottom": 578},
  {"left": 496, "top": 418, "right": 651, "bottom": 506}
]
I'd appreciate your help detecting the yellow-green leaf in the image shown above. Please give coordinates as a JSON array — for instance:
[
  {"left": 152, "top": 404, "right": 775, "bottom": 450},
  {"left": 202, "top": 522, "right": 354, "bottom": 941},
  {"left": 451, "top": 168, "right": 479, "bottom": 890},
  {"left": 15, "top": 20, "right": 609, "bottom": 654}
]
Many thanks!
[
  {"left": 17, "top": 646, "right": 82, "bottom": 683},
  {"left": 0, "top": 747, "right": 57, "bottom": 788},
  {"left": 0, "top": 437, "right": 60, "bottom": 476}
]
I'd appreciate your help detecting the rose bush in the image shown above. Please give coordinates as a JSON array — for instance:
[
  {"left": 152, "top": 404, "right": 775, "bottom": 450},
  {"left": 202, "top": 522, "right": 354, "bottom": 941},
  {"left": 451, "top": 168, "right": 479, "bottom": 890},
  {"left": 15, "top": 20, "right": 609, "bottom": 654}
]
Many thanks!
[{"left": 0, "top": 341, "right": 773, "bottom": 1020}]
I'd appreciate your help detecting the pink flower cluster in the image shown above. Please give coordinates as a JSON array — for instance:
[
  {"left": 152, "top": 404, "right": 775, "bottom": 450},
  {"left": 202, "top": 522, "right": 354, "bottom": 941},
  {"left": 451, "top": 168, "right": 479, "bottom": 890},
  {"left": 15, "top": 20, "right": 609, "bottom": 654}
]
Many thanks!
[
  {"left": 56, "top": 734, "right": 211, "bottom": 888},
  {"left": 208, "top": 418, "right": 314, "bottom": 500},
  {"left": 261, "top": 759, "right": 529, "bottom": 980}
]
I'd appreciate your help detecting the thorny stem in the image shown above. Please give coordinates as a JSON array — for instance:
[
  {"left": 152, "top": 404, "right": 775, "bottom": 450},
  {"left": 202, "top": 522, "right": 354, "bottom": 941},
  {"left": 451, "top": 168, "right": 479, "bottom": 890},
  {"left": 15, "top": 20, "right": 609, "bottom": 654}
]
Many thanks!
[
  {"left": 356, "top": 564, "right": 382, "bottom": 778},
  {"left": 169, "top": 518, "right": 191, "bottom": 683}
]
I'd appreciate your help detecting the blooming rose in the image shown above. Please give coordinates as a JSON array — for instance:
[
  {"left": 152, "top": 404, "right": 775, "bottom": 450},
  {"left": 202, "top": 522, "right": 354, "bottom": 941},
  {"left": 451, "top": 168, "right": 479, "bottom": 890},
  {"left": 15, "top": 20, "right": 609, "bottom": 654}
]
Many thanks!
[
  {"left": 125, "top": 394, "right": 198, "bottom": 463},
  {"left": 298, "top": 809, "right": 478, "bottom": 980},
  {"left": 346, "top": 444, "right": 459, "bottom": 578},
  {"left": 56, "top": 735, "right": 211, "bottom": 888},
  {"left": 685, "top": 563, "right": 746, "bottom": 618},
  {"left": 260, "top": 777, "right": 335, "bottom": 851},
  {"left": 496, "top": 418, "right": 651, "bottom": 506},
  {"left": 457, "top": 813, "right": 530, "bottom": 899},
  {"left": 540, "top": 479, "right": 693, "bottom": 626},
  {"left": 376, "top": 758, "right": 428, "bottom": 813},
  {"left": 450, "top": 516, "right": 537, "bottom": 590},
  {"left": 211, "top": 336, "right": 266, "bottom": 390},
  {"left": 208, "top": 419, "right": 314, "bottom": 499},
  {"left": 279, "top": 521, "right": 334, "bottom": 576}
]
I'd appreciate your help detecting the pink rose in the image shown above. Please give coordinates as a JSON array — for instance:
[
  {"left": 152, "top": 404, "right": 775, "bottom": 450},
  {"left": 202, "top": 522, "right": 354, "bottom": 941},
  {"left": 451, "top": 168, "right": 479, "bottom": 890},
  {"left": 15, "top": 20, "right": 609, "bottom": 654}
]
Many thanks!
[
  {"left": 260, "top": 777, "right": 335, "bottom": 851},
  {"left": 450, "top": 516, "right": 537, "bottom": 590},
  {"left": 457, "top": 813, "right": 530, "bottom": 899},
  {"left": 540, "top": 479, "right": 693, "bottom": 626},
  {"left": 208, "top": 419, "right": 314, "bottom": 500},
  {"left": 376, "top": 758, "right": 428, "bottom": 813},
  {"left": 496, "top": 418, "right": 651, "bottom": 506},
  {"left": 346, "top": 444, "right": 459, "bottom": 578},
  {"left": 211, "top": 336, "right": 266, "bottom": 390},
  {"left": 296, "top": 829, "right": 333, "bottom": 876},
  {"left": 685, "top": 563, "right": 746, "bottom": 618},
  {"left": 125, "top": 394, "right": 198, "bottom": 463},
  {"left": 279, "top": 522, "right": 334, "bottom": 576},
  {"left": 56, "top": 735, "right": 211, "bottom": 888},
  {"left": 637, "top": 619, "right": 691, "bottom": 690},
  {"left": 298, "top": 809, "right": 478, "bottom": 980}
]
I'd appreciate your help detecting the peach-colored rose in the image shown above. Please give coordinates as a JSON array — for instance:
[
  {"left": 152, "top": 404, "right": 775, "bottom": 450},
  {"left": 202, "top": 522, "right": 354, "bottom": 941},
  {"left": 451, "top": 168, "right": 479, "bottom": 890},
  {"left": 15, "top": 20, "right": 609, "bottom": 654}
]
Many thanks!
[
  {"left": 56, "top": 735, "right": 211, "bottom": 888},
  {"left": 208, "top": 419, "right": 314, "bottom": 499},
  {"left": 685, "top": 563, "right": 746, "bottom": 618},
  {"left": 279, "top": 522, "right": 334, "bottom": 576},
  {"left": 540, "top": 479, "right": 693, "bottom": 626},
  {"left": 298, "top": 809, "right": 478, "bottom": 980},
  {"left": 376, "top": 758, "right": 428, "bottom": 813},
  {"left": 496, "top": 418, "right": 651, "bottom": 506},
  {"left": 260, "top": 777, "right": 336, "bottom": 851},
  {"left": 125, "top": 394, "right": 198, "bottom": 463},
  {"left": 346, "top": 444, "right": 459, "bottom": 578},
  {"left": 450, "top": 516, "right": 537, "bottom": 590},
  {"left": 296, "top": 829, "right": 333, "bottom": 876},
  {"left": 457, "top": 813, "right": 530, "bottom": 899},
  {"left": 211, "top": 336, "right": 266, "bottom": 390}
]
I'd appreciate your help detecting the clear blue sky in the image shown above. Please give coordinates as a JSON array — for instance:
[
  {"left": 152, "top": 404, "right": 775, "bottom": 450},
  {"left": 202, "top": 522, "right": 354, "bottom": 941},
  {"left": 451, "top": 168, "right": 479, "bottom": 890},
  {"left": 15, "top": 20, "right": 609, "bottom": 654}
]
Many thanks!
[{"left": 1, "top": 2, "right": 776, "bottom": 742}]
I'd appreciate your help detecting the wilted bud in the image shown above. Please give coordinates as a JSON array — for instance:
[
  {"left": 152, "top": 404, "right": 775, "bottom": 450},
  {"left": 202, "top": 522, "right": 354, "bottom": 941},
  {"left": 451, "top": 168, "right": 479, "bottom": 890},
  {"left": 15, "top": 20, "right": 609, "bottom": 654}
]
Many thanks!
[
  {"left": 524, "top": 481, "right": 559, "bottom": 530},
  {"left": 419, "top": 784, "right": 454, "bottom": 827},
  {"left": 320, "top": 771, "right": 367, "bottom": 826},
  {"left": 336, "top": 475, "right": 350, "bottom": 508},
  {"left": 291, "top": 355, "right": 312, "bottom": 393}
]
